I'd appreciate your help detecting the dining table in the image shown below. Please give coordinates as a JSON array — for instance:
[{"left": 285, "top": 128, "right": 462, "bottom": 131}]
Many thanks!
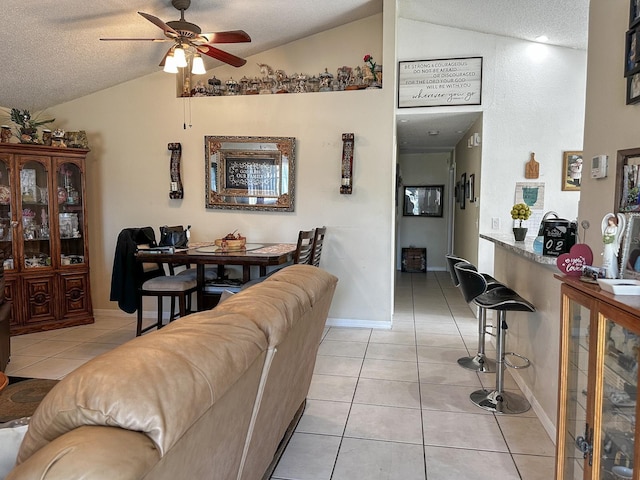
[{"left": 136, "top": 242, "right": 297, "bottom": 311}]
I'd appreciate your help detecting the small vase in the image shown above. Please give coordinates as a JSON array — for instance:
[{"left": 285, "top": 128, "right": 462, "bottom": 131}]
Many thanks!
[
  {"left": 19, "top": 127, "right": 38, "bottom": 144},
  {"left": 513, "top": 227, "right": 528, "bottom": 242}
]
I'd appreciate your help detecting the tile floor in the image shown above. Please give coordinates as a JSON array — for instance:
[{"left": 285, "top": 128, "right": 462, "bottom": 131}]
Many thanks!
[{"left": 5, "top": 271, "right": 556, "bottom": 479}]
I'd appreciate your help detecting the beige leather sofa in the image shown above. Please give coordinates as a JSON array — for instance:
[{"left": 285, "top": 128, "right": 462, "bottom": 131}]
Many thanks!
[{"left": 7, "top": 264, "right": 337, "bottom": 480}]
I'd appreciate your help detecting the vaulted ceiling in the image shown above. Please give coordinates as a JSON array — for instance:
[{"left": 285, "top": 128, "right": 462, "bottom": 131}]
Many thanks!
[{"left": 0, "top": 0, "right": 589, "bottom": 151}]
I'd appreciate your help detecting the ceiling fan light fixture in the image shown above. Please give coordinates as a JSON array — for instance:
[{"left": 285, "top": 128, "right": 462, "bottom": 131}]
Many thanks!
[
  {"left": 163, "top": 53, "right": 178, "bottom": 73},
  {"left": 174, "top": 46, "right": 187, "bottom": 68},
  {"left": 191, "top": 54, "right": 206, "bottom": 75}
]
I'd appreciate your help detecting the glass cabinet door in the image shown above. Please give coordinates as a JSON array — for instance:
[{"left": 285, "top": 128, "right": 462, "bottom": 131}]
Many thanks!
[
  {"left": 0, "top": 157, "right": 13, "bottom": 270},
  {"left": 56, "top": 161, "right": 85, "bottom": 265},
  {"left": 19, "top": 159, "right": 51, "bottom": 269},
  {"left": 597, "top": 316, "right": 636, "bottom": 480},
  {"left": 559, "top": 295, "right": 591, "bottom": 480}
]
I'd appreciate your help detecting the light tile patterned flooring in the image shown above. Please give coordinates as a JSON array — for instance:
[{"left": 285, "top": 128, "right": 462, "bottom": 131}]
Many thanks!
[{"left": 5, "top": 271, "right": 555, "bottom": 479}]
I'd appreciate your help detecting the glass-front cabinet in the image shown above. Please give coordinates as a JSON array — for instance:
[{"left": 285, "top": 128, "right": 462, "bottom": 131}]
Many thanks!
[
  {"left": 556, "top": 277, "right": 640, "bottom": 480},
  {"left": 0, "top": 143, "right": 93, "bottom": 335},
  {"left": 56, "top": 160, "right": 86, "bottom": 267},
  {"left": 0, "top": 154, "right": 14, "bottom": 272},
  {"left": 19, "top": 157, "right": 51, "bottom": 270}
]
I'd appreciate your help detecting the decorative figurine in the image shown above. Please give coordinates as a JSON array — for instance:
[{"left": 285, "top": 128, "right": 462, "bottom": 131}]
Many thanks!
[
  {"left": 207, "top": 75, "right": 222, "bottom": 95},
  {"left": 319, "top": 68, "right": 333, "bottom": 92},
  {"left": 226, "top": 78, "right": 239, "bottom": 95},
  {"left": 258, "top": 63, "right": 276, "bottom": 94},
  {"left": 0, "top": 126, "right": 11, "bottom": 143},
  {"left": 601, "top": 213, "right": 626, "bottom": 278}
]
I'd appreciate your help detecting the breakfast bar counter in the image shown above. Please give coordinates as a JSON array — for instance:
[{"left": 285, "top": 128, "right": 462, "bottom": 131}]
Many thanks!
[
  {"left": 479, "top": 233, "right": 557, "bottom": 267},
  {"left": 479, "top": 232, "right": 565, "bottom": 440}
]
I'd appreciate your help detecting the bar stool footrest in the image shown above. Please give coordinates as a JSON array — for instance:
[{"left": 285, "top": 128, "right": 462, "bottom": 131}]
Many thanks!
[
  {"left": 483, "top": 324, "right": 496, "bottom": 337},
  {"left": 457, "top": 354, "right": 496, "bottom": 373},
  {"left": 470, "top": 389, "right": 531, "bottom": 414},
  {"left": 504, "top": 352, "right": 530, "bottom": 369}
]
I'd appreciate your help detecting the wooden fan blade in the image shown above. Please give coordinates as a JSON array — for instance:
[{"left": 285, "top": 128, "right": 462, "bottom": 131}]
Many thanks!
[
  {"left": 197, "top": 30, "right": 251, "bottom": 44},
  {"left": 100, "top": 38, "right": 170, "bottom": 42},
  {"left": 197, "top": 45, "right": 246, "bottom": 67},
  {"left": 138, "top": 11, "right": 179, "bottom": 37}
]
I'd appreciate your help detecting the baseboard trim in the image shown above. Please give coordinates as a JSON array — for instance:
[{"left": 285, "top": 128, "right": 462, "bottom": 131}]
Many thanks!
[
  {"left": 96, "top": 309, "right": 396, "bottom": 330},
  {"left": 325, "top": 317, "right": 392, "bottom": 330},
  {"left": 510, "top": 369, "right": 556, "bottom": 444}
]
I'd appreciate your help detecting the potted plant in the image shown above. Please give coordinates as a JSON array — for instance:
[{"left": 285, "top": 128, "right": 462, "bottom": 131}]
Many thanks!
[
  {"left": 511, "top": 202, "right": 531, "bottom": 241},
  {"left": 8, "top": 108, "right": 55, "bottom": 144}
]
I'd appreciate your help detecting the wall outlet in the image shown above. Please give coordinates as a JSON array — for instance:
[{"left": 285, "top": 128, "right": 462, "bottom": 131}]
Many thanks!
[{"left": 492, "top": 217, "right": 500, "bottom": 230}]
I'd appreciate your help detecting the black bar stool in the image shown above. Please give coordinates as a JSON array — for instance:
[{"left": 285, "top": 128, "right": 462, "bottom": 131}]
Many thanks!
[
  {"left": 446, "top": 255, "right": 501, "bottom": 373},
  {"left": 454, "top": 263, "right": 535, "bottom": 414}
]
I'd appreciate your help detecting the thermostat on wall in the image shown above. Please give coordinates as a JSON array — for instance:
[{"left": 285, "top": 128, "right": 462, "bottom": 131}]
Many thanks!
[{"left": 591, "top": 155, "right": 608, "bottom": 179}]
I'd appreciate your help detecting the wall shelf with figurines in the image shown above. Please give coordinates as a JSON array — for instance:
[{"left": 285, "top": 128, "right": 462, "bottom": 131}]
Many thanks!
[{"left": 177, "top": 55, "right": 383, "bottom": 98}]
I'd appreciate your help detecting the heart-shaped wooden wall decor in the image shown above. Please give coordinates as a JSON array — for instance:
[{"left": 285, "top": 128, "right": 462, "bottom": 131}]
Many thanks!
[{"left": 556, "top": 244, "right": 594, "bottom": 276}]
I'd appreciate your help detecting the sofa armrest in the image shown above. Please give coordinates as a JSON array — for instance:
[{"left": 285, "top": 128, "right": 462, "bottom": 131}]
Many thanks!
[{"left": 7, "top": 426, "right": 159, "bottom": 480}]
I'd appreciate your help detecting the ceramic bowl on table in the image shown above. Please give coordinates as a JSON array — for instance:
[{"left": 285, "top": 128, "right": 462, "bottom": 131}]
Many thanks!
[{"left": 214, "top": 238, "right": 246, "bottom": 251}]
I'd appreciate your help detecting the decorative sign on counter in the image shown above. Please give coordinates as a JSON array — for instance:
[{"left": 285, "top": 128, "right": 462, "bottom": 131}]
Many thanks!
[{"left": 398, "top": 57, "right": 482, "bottom": 108}]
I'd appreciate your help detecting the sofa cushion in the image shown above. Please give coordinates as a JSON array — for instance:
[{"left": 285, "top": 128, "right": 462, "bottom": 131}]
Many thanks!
[
  {"left": 18, "top": 315, "right": 268, "bottom": 462},
  {"left": 215, "top": 265, "right": 337, "bottom": 347}
]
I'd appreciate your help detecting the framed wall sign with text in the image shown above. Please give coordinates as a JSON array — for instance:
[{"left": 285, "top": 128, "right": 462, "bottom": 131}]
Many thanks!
[{"left": 398, "top": 57, "right": 482, "bottom": 108}]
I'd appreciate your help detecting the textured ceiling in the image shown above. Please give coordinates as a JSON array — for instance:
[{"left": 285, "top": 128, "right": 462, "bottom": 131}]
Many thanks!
[
  {"left": 0, "top": 0, "right": 589, "bottom": 152},
  {"left": 398, "top": 0, "right": 589, "bottom": 50},
  {"left": 0, "top": 0, "right": 382, "bottom": 112}
]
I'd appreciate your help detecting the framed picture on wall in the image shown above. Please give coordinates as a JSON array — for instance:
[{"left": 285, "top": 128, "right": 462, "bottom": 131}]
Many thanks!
[
  {"left": 403, "top": 185, "right": 444, "bottom": 217},
  {"left": 626, "top": 28, "right": 640, "bottom": 77},
  {"left": 460, "top": 173, "right": 466, "bottom": 210},
  {"left": 454, "top": 182, "right": 460, "bottom": 203},
  {"left": 469, "top": 174, "right": 475, "bottom": 202},
  {"left": 628, "top": 72, "right": 640, "bottom": 104},
  {"left": 616, "top": 147, "right": 640, "bottom": 212},
  {"left": 631, "top": 0, "right": 640, "bottom": 28},
  {"left": 562, "top": 151, "right": 583, "bottom": 191}
]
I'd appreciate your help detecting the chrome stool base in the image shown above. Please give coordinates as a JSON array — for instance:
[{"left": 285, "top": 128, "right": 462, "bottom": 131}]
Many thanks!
[
  {"left": 457, "top": 354, "right": 496, "bottom": 373},
  {"left": 470, "top": 389, "right": 531, "bottom": 414}
]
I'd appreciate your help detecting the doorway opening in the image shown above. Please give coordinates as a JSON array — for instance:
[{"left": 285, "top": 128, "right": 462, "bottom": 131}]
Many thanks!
[{"left": 395, "top": 112, "right": 483, "bottom": 275}]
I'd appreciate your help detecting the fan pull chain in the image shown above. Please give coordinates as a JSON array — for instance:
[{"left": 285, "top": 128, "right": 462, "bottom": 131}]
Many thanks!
[{"left": 182, "top": 95, "right": 192, "bottom": 130}]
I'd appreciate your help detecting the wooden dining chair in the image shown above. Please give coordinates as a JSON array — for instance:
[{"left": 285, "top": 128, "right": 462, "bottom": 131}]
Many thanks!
[
  {"left": 133, "top": 228, "right": 198, "bottom": 336},
  {"left": 293, "top": 229, "right": 315, "bottom": 265},
  {"left": 310, "top": 226, "right": 326, "bottom": 267}
]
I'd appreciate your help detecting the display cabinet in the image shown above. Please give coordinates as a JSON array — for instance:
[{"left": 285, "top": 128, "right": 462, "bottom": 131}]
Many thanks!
[
  {"left": 0, "top": 143, "right": 93, "bottom": 335},
  {"left": 556, "top": 275, "right": 640, "bottom": 480}
]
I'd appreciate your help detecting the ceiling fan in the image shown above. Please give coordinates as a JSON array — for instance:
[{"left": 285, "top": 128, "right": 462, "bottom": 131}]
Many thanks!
[{"left": 100, "top": 0, "right": 251, "bottom": 71}]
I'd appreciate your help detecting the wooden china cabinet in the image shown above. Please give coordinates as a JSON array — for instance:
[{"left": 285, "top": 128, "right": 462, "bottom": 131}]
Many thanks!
[
  {"left": 555, "top": 275, "right": 640, "bottom": 480},
  {"left": 0, "top": 143, "right": 93, "bottom": 335}
]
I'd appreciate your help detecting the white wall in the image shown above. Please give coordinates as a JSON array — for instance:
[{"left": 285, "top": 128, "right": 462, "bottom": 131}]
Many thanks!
[
  {"left": 46, "top": 9, "right": 398, "bottom": 326},
  {"left": 397, "top": 19, "right": 586, "bottom": 275},
  {"left": 397, "top": 152, "right": 450, "bottom": 271}
]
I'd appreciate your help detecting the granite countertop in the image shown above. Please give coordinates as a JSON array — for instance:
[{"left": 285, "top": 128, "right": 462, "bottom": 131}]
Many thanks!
[{"left": 479, "top": 233, "right": 558, "bottom": 266}]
